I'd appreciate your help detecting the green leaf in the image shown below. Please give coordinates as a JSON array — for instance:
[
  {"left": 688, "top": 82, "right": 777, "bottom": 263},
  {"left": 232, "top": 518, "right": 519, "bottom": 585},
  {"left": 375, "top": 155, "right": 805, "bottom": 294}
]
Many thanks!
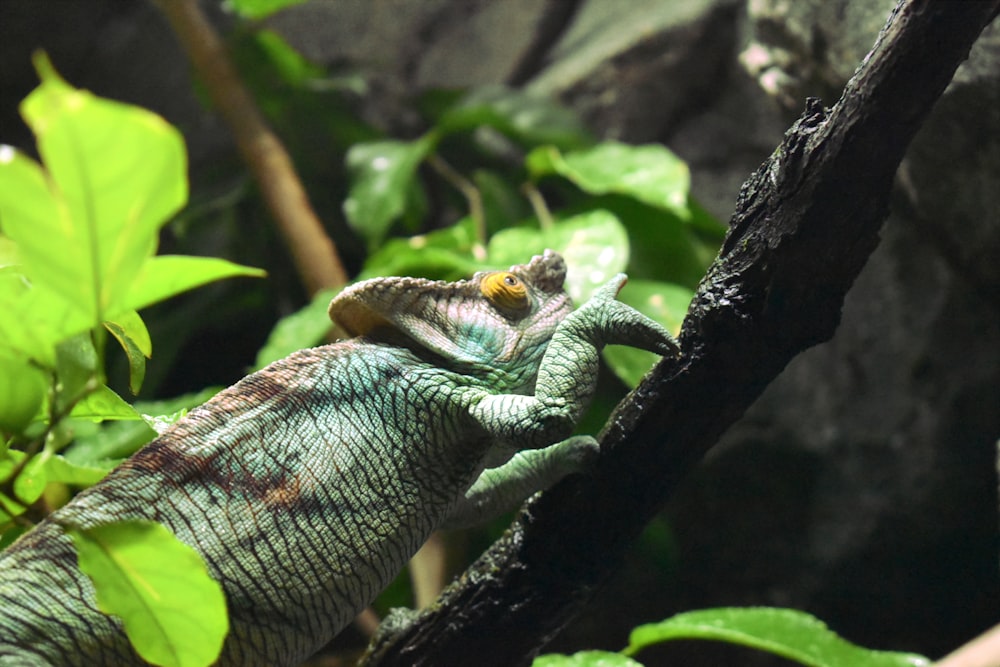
[
  {"left": 0, "top": 450, "right": 46, "bottom": 521},
  {"left": 1, "top": 60, "right": 262, "bottom": 381},
  {"left": 686, "top": 196, "right": 728, "bottom": 239},
  {"left": 62, "top": 419, "right": 156, "bottom": 466},
  {"left": 54, "top": 333, "right": 100, "bottom": 414},
  {"left": 0, "top": 146, "right": 60, "bottom": 251},
  {"left": 41, "top": 453, "right": 112, "bottom": 487},
  {"left": 622, "top": 206, "right": 713, "bottom": 288},
  {"left": 0, "top": 525, "right": 27, "bottom": 551},
  {"left": 64, "top": 388, "right": 218, "bottom": 464},
  {"left": 105, "top": 311, "right": 152, "bottom": 395},
  {"left": 0, "top": 268, "right": 91, "bottom": 365},
  {"left": 527, "top": 142, "right": 690, "bottom": 216},
  {"left": 358, "top": 216, "right": 486, "bottom": 282},
  {"left": 0, "top": 235, "right": 20, "bottom": 267},
  {"left": 604, "top": 280, "right": 692, "bottom": 387},
  {"left": 69, "top": 385, "right": 142, "bottom": 422},
  {"left": 254, "top": 288, "right": 337, "bottom": 370},
  {"left": 70, "top": 520, "right": 228, "bottom": 667},
  {"left": 362, "top": 246, "right": 483, "bottom": 283},
  {"left": 343, "top": 135, "right": 437, "bottom": 248},
  {"left": 533, "top": 651, "right": 643, "bottom": 667},
  {"left": 125, "top": 255, "right": 265, "bottom": 313},
  {"left": 0, "top": 353, "right": 47, "bottom": 433},
  {"left": 624, "top": 608, "right": 929, "bottom": 667},
  {"left": 438, "top": 86, "right": 593, "bottom": 149},
  {"left": 107, "top": 310, "right": 152, "bottom": 357},
  {"left": 252, "top": 29, "right": 323, "bottom": 86},
  {"left": 488, "top": 210, "right": 629, "bottom": 305},
  {"left": 224, "top": 0, "right": 307, "bottom": 19},
  {"left": 7, "top": 54, "right": 187, "bottom": 324}
]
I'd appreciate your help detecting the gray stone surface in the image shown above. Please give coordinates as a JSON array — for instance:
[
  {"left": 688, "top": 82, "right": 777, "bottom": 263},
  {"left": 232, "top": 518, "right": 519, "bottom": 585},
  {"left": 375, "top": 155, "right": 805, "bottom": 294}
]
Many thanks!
[{"left": 528, "top": 0, "right": 743, "bottom": 142}]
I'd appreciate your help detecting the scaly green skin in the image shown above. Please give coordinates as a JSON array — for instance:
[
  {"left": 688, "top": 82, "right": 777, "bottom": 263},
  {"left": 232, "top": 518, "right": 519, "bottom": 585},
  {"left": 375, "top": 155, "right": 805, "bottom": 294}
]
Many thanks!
[{"left": 0, "top": 251, "right": 677, "bottom": 666}]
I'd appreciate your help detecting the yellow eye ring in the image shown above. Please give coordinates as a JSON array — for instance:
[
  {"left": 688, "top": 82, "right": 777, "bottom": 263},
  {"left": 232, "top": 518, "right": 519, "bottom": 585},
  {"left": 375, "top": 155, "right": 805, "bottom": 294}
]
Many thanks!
[{"left": 481, "top": 271, "right": 529, "bottom": 311}]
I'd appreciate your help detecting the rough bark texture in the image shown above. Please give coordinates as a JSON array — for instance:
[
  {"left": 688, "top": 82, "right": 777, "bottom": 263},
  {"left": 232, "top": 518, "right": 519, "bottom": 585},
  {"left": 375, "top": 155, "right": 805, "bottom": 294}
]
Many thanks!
[{"left": 361, "top": 2, "right": 1000, "bottom": 665}]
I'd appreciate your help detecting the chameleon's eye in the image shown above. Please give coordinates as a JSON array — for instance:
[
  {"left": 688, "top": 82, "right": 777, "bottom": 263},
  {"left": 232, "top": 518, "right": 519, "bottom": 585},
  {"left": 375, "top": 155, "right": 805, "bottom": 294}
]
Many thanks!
[{"left": 481, "top": 271, "right": 529, "bottom": 311}]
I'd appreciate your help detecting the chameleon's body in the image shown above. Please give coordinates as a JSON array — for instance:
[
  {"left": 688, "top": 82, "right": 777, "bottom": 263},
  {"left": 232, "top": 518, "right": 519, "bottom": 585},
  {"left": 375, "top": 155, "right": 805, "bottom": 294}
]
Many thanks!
[{"left": 0, "top": 251, "right": 677, "bottom": 665}]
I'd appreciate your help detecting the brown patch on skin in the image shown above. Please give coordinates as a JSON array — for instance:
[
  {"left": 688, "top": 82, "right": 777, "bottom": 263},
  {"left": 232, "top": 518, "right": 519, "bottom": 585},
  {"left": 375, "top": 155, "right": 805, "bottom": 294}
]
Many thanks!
[
  {"left": 120, "top": 371, "right": 294, "bottom": 476},
  {"left": 233, "top": 371, "right": 289, "bottom": 403},
  {"left": 259, "top": 474, "right": 302, "bottom": 509}
]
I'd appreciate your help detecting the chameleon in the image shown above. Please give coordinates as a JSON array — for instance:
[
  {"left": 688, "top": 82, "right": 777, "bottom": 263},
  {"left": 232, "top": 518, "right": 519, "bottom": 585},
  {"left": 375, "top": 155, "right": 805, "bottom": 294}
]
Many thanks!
[{"left": 0, "top": 250, "right": 678, "bottom": 666}]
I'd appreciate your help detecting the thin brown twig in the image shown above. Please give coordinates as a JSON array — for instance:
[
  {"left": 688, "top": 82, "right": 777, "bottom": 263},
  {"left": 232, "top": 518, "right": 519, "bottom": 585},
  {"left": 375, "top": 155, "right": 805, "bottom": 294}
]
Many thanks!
[
  {"left": 934, "top": 623, "right": 1000, "bottom": 667},
  {"left": 154, "top": 0, "right": 348, "bottom": 295}
]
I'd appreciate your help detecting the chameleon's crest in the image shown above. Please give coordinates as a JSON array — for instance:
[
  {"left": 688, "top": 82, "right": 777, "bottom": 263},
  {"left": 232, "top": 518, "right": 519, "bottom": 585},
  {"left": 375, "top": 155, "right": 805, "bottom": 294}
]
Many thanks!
[{"left": 328, "top": 250, "right": 570, "bottom": 365}]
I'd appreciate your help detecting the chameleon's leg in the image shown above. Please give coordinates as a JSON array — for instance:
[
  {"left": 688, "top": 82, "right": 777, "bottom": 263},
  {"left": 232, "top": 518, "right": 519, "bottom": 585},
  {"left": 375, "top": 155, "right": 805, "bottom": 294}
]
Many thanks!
[
  {"left": 440, "top": 436, "right": 599, "bottom": 530},
  {"left": 468, "top": 274, "right": 678, "bottom": 448}
]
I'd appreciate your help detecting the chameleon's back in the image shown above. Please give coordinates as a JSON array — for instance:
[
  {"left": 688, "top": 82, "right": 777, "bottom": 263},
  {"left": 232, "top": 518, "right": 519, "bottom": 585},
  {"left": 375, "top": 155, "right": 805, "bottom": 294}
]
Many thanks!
[{"left": 0, "top": 340, "right": 484, "bottom": 665}]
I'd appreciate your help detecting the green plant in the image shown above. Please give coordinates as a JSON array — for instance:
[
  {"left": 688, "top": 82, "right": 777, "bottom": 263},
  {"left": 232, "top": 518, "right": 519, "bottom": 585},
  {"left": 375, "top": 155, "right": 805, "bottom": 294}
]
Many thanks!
[
  {"left": 0, "top": 55, "right": 263, "bottom": 665},
  {"left": 533, "top": 607, "right": 930, "bottom": 667}
]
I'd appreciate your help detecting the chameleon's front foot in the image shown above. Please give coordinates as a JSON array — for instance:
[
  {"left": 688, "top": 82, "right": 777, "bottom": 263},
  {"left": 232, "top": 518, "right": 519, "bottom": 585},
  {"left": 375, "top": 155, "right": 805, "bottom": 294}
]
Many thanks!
[
  {"left": 470, "top": 271, "right": 680, "bottom": 452},
  {"left": 569, "top": 274, "right": 681, "bottom": 358}
]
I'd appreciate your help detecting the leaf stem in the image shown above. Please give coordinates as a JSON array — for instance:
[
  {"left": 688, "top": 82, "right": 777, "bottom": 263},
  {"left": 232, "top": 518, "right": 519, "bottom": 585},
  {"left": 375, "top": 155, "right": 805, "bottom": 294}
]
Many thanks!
[
  {"left": 426, "top": 153, "right": 487, "bottom": 249},
  {"left": 521, "top": 181, "right": 554, "bottom": 230}
]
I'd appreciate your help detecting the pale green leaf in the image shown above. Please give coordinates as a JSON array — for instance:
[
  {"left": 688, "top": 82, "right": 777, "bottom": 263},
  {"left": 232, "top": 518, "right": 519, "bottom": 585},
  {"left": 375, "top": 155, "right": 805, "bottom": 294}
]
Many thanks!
[
  {"left": 69, "top": 385, "right": 142, "bottom": 422},
  {"left": 625, "top": 608, "right": 929, "bottom": 667},
  {"left": 357, "top": 216, "right": 486, "bottom": 281},
  {"left": 343, "top": 135, "right": 437, "bottom": 247},
  {"left": 125, "top": 255, "right": 265, "bottom": 313},
  {"left": 41, "top": 453, "right": 112, "bottom": 487},
  {"left": 0, "top": 270, "right": 91, "bottom": 365},
  {"left": 0, "top": 353, "right": 47, "bottom": 433},
  {"left": 527, "top": 142, "right": 690, "bottom": 216},
  {"left": 0, "top": 146, "right": 61, "bottom": 257},
  {"left": 0, "top": 450, "right": 46, "bottom": 522},
  {"left": 70, "top": 520, "right": 228, "bottom": 667},
  {"left": 107, "top": 310, "right": 152, "bottom": 357},
  {"left": 224, "top": 0, "right": 307, "bottom": 19},
  {"left": 604, "top": 280, "right": 692, "bottom": 387},
  {"left": 104, "top": 311, "right": 151, "bottom": 395},
  {"left": 488, "top": 210, "right": 629, "bottom": 305},
  {"left": 533, "top": 651, "right": 642, "bottom": 667},
  {"left": 11, "top": 55, "right": 187, "bottom": 323},
  {"left": 54, "top": 333, "right": 100, "bottom": 414},
  {"left": 0, "top": 234, "right": 20, "bottom": 268}
]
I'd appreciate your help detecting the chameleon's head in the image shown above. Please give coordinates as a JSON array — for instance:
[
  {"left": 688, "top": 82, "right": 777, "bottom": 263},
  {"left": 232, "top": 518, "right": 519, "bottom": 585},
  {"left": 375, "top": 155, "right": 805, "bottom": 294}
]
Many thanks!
[{"left": 328, "top": 250, "right": 573, "bottom": 381}]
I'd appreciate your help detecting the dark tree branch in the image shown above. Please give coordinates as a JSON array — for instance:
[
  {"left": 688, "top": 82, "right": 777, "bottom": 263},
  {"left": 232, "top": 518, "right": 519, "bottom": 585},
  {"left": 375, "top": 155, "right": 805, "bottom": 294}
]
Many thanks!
[{"left": 362, "top": 1, "right": 1000, "bottom": 665}]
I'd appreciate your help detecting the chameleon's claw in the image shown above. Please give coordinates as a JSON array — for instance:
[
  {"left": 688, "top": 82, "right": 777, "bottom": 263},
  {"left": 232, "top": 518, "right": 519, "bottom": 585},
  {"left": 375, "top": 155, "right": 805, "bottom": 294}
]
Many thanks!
[
  {"left": 608, "top": 299, "right": 681, "bottom": 357},
  {"left": 578, "top": 276, "right": 681, "bottom": 357}
]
